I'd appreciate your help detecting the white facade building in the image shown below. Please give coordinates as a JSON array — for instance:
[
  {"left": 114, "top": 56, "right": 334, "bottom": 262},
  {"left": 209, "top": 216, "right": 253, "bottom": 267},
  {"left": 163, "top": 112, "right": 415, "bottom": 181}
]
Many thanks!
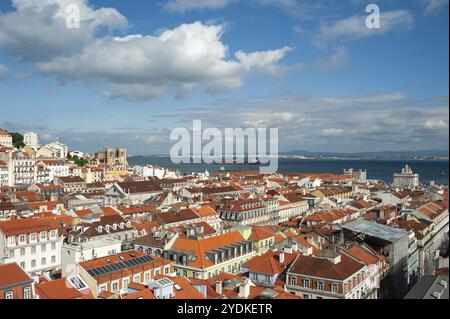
[
  {"left": 61, "top": 238, "right": 122, "bottom": 277},
  {"left": 0, "top": 160, "right": 9, "bottom": 187},
  {"left": 37, "top": 159, "right": 69, "bottom": 181},
  {"left": 0, "top": 129, "right": 13, "bottom": 148},
  {"left": 133, "top": 165, "right": 165, "bottom": 180},
  {"left": 0, "top": 219, "right": 64, "bottom": 274},
  {"left": 393, "top": 165, "right": 420, "bottom": 189},
  {"left": 0, "top": 149, "right": 36, "bottom": 186},
  {"left": 44, "top": 141, "right": 68, "bottom": 159},
  {"left": 24, "top": 132, "right": 39, "bottom": 150}
]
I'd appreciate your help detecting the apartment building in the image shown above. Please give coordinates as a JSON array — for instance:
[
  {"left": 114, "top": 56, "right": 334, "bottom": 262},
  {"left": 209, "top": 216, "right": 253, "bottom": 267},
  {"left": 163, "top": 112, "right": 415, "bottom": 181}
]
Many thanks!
[
  {"left": 0, "top": 160, "right": 8, "bottom": 187},
  {"left": 78, "top": 251, "right": 174, "bottom": 297},
  {"left": 0, "top": 129, "right": 13, "bottom": 147},
  {"left": 61, "top": 238, "right": 122, "bottom": 277},
  {"left": 0, "top": 150, "right": 36, "bottom": 186},
  {"left": 163, "top": 231, "right": 257, "bottom": 280},
  {"left": 0, "top": 218, "right": 63, "bottom": 274},
  {"left": 0, "top": 263, "right": 35, "bottom": 299},
  {"left": 218, "top": 198, "right": 277, "bottom": 226},
  {"left": 69, "top": 215, "right": 137, "bottom": 243},
  {"left": 285, "top": 249, "right": 375, "bottom": 299},
  {"left": 55, "top": 176, "right": 87, "bottom": 193},
  {"left": 23, "top": 132, "right": 39, "bottom": 151}
]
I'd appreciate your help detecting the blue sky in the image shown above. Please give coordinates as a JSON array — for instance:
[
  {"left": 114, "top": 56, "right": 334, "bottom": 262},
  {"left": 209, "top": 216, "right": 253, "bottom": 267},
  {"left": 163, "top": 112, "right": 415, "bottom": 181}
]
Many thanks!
[{"left": 0, "top": 0, "right": 448, "bottom": 155}]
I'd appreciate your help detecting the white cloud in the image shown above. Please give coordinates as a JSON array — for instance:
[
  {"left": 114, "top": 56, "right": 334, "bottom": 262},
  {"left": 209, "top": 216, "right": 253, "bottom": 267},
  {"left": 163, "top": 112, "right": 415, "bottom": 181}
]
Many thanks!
[
  {"left": 422, "top": 0, "right": 449, "bottom": 15},
  {"left": 35, "top": 21, "right": 292, "bottom": 100},
  {"left": 235, "top": 47, "right": 293, "bottom": 74},
  {"left": 171, "top": 93, "right": 449, "bottom": 151},
  {"left": 314, "top": 46, "right": 349, "bottom": 69},
  {"left": 317, "top": 10, "right": 414, "bottom": 44},
  {"left": 0, "top": 64, "right": 8, "bottom": 77},
  {"left": 321, "top": 128, "right": 344, "bottom": 137},
  {"left": 0, "top": 0, "right": 127, "bottom": 62},
  {"left": 424, "top": 119, "right": 449, "bottom": 130}
]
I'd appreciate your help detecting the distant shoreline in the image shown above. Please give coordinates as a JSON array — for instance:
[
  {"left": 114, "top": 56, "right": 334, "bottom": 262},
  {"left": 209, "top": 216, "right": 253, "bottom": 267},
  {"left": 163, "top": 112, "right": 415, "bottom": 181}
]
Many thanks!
[{"left": 128, "top": 155, "right": 449, "bottom": 161}]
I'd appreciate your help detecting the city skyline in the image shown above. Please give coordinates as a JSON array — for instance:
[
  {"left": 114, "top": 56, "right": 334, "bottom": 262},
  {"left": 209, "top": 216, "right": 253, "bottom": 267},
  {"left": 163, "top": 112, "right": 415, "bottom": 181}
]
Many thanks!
[{"left": 0, "top": 0, "right": 449, "bottom": 155}]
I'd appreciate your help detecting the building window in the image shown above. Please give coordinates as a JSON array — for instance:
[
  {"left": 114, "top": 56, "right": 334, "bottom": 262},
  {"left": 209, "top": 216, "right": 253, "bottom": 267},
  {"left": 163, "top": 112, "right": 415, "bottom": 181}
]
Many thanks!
[
  {"left": 31, "top": 246, "right": 36, "bottom": 254},
  {"left": 145, "top": 272, "right": 150, "bottom": 283},
  {"left": 317, "top": 281, "right": 324, "bottom": 291},
  {"left": 31, "top": 260, "right": 36, "bottom": 268},
  {"left": 5, "top": 291, "right": 13, "bottom": 299},
  {"left": 133, "top": 275, "right": 140, "bottom": 283},
  {"left": 51, "top": 243, "right": 56, "bottom": 250},
  {"left": 123, "top": 278, "right": 129, "bottom": 290},
  {"left": 41, "top": 244, "right": 46, "bottom": 253},
  {"left": 99, "top": 285, "right": 107, "bottom": 293},
  {"left": 290, "top": 276, "right": 297, "bottom": 286},
  {"left": 19, "top": 235, "right": 26, "bottom": 243},
  {"left": 30, "top": 233, "right": 36, "bottom": 241},
  {"left": 164, "top": 266, "right": 170, "bottom": 275},
  {"left": 23, "top": 287, "right": 31, "bottom": 299},
  {"left": 8, "top": 237, "right": 15, "bottom": 245},
  {"left": 332, "top": 283, "right": 338, "bottom": 294},
  {"left": 20, "top": 262, "right": 25, "bottom": 269},
  {"left": 41, "top": 257, "right": 46, "bottom": 266},
  {"left": 303, "top": 279, "right": 310, "bottom": 288},
  {"left": 7, "top": 249, "right": 14, "bottom": 258},
  {"left": 40, "top": 232, "right": 46, "bottom": 240},
  {"left": 20, "top": 248, "right": 25, "bottom": 256},
  {"left": 112, "top": 282, "right": 119, "bottom": 292},
  {"left": 51, "top": 256, "right": 56, "bottom": 264}
]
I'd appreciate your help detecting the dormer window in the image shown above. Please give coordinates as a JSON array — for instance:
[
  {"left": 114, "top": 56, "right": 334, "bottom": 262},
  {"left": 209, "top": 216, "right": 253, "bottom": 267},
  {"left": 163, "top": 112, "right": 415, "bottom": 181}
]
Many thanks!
[
  {"left": 113, "top": 224, "right": 118, "bottom": 230},
  {"left": 30, "top": 233, "right": 36, "bottom": 241},
  {"left": 120, "top": 223, "right": 125, "bottom": 229},
  {"left": 40, "top": 232, "right": 46, "bottom": 240},
  {"left": 126, "top": 221, "right": 131, "bottom": 228},
  {"left": 98, "top": 226, "right": 103, "bottom": 233},
  {"left": 105, "top": 225, "right": 110, "bottom": 232},
  {"left": 19, "top": 235, "right": 26, "bottom": 243}
]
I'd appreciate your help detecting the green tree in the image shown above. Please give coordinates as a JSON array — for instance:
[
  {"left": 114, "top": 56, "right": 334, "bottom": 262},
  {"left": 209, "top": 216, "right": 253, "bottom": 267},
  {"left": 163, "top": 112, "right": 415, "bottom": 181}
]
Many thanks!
[
  {"left": 68, "top": 154, "right": 88, "bottom": 167},
  {"left": 10, "top": 133, "right": 25, "bottom": 148}
]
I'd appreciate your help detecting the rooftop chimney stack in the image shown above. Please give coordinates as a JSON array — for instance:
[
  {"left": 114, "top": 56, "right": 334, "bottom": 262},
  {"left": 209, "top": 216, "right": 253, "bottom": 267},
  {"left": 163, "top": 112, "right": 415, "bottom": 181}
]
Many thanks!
[
  {"left": 279, "top": 252, "right": 285, "bottom": 264},
  {"left": 215, "top": 281, "right": 223, "bottom": 295}
]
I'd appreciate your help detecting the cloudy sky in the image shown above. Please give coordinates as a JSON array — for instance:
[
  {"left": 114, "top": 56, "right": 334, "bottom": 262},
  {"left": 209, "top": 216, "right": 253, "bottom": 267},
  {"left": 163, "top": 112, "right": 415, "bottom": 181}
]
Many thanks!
[{"left": 0, "top": 0, "right": 448, "bottom": 155}]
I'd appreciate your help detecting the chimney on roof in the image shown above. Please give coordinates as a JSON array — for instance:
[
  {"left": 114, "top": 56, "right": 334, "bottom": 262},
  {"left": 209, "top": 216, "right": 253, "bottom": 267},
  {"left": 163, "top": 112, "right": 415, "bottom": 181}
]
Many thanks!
[
  {"left": 215, "top": 281, "right": 223, "bottom": 295},
  {"left": 238, "top": 279, "right": 251, "bottom": 299},
  {"left": 279, "top": 252, "right": 285, "bottom": 264}
]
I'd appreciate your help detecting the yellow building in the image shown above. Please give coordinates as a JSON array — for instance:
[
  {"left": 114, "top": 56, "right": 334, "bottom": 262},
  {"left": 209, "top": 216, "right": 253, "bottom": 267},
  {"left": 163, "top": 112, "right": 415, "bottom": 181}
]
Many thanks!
[{"left": 162, "top": 231, "right": 257, "bottom": 280}]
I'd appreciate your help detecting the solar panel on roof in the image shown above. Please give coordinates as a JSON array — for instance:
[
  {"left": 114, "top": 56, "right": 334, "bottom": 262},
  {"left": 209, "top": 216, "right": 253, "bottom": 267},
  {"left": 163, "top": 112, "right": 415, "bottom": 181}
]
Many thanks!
[
  {"left": 123, "top": 260, "right": 134, "bottom": 267},
  {"left": 104, "top": 265, "right": 115, "bottom": 272},
  {"left": 90, "top": 268, "right": 102, "bottom": 276},
  {"left": 99, "top": 266, "right": 110, "bottom": 274},
  {"left": 89, "top": 268, "right": 100, "bottom": 276},
  {"left": 129, "top": 259, "right": 139, "bottom": 266},
  {"left": 110, "top": 264, "right": 121, "bottom": 271}
]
